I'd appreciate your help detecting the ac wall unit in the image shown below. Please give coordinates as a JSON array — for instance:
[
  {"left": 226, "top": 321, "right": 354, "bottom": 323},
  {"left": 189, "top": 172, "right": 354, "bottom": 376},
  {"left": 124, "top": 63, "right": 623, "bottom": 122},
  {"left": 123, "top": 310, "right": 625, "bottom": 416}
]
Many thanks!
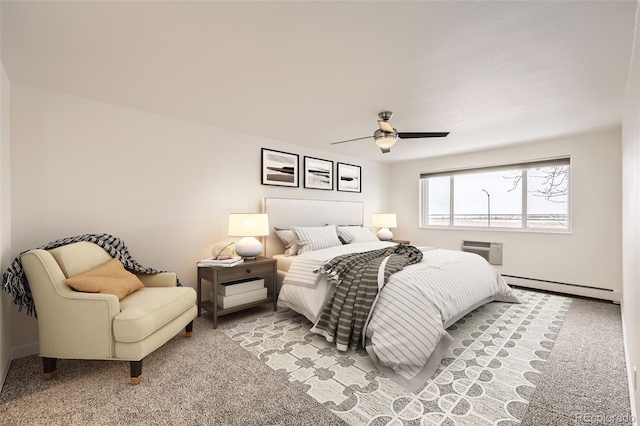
[{"left": 461, "top": 241, "right": 503, "bottom": 265}]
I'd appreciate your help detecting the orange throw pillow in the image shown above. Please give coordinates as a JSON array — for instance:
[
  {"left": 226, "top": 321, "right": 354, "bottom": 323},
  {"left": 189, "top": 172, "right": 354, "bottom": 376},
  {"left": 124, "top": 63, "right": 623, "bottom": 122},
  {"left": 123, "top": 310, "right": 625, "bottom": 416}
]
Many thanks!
[{"left": 64, "top": 258, "right": 144, "bottom": 300}]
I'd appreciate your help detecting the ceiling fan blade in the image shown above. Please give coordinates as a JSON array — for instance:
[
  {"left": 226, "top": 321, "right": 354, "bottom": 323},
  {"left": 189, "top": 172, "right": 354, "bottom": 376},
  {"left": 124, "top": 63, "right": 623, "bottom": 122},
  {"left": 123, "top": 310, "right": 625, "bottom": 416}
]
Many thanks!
[
  {"left": 397, "top": 132, "right": 450, "bottom": 139},
  {"left": 378, "top": 120, "right": 394, "bottom": 133},
  {"left": 380, "top": 147, "right": 391, "bottom": 154},
  {"left": 330, "top": 136, "right": 372, "bottom": 145}
]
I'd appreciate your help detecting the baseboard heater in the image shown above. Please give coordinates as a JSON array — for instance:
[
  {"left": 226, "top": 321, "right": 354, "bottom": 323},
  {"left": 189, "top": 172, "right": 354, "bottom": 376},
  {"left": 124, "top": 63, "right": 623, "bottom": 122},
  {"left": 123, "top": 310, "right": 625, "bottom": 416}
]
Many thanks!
[{"left": 501, "top": 274, "right": 612, "bottom": 292}]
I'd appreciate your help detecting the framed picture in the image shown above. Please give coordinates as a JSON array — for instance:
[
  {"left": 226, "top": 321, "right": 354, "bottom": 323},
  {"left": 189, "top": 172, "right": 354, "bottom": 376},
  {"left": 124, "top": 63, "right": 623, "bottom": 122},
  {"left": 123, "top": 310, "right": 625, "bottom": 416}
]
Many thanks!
[
  {"left": 261, "top": 148, "right": 299, "bottom": 187},
  {"left": 304, "top": 157, "right": 334, "bottom": 190},
  {"left": 337, "top": 162, "right": 361, "bottom": 193}
]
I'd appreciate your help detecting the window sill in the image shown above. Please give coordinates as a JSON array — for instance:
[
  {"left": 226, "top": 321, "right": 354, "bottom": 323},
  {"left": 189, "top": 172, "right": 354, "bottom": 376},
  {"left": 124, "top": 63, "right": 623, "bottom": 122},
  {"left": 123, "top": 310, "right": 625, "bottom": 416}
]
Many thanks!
[{"left": 419, "top": 225, "right": 573, "bottom": 235}]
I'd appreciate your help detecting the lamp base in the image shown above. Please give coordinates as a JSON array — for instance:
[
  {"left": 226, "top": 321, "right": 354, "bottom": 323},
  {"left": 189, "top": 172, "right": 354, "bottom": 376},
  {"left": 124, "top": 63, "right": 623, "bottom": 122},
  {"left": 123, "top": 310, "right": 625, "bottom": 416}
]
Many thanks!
[
  {"left": 235, "top": 237, "right": 263, "bottom": 259},
  {"left": 376, "top": 228, "right": 393, "bottom": 241}
]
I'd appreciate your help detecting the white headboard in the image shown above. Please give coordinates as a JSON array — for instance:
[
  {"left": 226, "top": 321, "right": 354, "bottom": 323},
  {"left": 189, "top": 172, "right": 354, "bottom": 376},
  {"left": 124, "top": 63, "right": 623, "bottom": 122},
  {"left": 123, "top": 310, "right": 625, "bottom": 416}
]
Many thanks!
[{"left": 261, "top": 197, "right": 364, "bottom": 257}]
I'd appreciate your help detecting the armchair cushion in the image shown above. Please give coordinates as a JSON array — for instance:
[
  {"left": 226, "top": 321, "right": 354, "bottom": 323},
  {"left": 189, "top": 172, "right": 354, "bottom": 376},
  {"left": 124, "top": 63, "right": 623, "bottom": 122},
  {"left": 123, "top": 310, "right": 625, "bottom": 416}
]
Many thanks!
[
  {"left": 64, "top": 258, "right": 145, "bottom": 300},
  {"left": 114, "top": 287, "right": 196, "bottom": 343}
]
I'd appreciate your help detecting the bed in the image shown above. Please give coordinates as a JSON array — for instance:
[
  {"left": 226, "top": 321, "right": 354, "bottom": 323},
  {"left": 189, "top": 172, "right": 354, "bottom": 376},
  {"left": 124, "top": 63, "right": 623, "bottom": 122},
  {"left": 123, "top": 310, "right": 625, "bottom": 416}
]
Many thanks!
[{"left": 262, "top": 197, "right": 520, "bottom": 392}]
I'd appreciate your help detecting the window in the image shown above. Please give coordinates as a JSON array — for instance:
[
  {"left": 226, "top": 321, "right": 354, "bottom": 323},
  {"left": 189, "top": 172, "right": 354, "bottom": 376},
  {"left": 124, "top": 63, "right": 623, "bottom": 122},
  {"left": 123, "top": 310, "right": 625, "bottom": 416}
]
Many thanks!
[{"left": 420, "top": 158, "right": 570, "bottom": 231}]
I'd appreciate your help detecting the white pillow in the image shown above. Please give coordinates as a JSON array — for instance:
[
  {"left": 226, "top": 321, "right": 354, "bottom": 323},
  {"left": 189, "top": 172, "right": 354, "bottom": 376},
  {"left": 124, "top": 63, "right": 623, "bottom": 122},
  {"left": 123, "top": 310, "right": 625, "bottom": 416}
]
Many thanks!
[
  {"left": 290, "top": 225, "right": 342, "bottom": 255},
  {"left": 274, "top": 228, "right": 299, "bottom": 256},
  {"left": 338, "top": 226, "right": 380, "bottom": 244}
]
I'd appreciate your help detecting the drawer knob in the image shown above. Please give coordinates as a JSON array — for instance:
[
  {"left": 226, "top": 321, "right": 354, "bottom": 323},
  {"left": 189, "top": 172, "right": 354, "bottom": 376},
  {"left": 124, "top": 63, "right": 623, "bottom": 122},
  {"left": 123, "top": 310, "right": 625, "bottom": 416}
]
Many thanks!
[{"left": 246, "top": 269, "right": 251, "bottom": 274}]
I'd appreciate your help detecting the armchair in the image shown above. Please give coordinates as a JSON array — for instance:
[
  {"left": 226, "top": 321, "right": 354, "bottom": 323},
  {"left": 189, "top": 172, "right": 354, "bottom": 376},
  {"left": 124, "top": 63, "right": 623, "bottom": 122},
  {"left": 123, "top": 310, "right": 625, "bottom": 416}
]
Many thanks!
[{"left": 21, "top": 241, "right": 197, "bottom": 384}]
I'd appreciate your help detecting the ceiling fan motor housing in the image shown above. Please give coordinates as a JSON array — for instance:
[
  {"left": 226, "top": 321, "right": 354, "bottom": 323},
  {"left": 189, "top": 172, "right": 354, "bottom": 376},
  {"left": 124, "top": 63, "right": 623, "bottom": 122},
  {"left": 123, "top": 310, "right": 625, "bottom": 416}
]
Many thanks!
[
  {"left": 378, "top": 111, "right": 394, "bottom": 121},
  {"left": 374, "top": 128, "right": 397, "bottom": 149}
]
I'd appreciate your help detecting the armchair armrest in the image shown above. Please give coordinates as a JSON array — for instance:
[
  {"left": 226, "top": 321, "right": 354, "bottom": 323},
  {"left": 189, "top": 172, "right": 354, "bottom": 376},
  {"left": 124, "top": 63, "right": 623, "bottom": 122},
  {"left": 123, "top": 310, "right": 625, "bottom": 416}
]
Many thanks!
[
  {"left": 136, "top": 272, "right": 177, "bottom": 287},
  {"left": 21, "top": 250, "right": 121, "bottom": 359},
  {"left": 42, "top": 292, "right": 121, "bottom": 359}
]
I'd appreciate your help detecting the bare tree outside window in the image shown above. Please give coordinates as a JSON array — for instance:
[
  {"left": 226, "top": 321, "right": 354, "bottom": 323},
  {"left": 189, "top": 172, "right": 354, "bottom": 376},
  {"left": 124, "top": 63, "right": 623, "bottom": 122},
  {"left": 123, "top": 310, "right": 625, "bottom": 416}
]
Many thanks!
[
  {"left": 504, "top": 165, "right": 569, "bottom": 228},
  {"left": 504, "top": 166, "right": 568, "bottom": 202}
]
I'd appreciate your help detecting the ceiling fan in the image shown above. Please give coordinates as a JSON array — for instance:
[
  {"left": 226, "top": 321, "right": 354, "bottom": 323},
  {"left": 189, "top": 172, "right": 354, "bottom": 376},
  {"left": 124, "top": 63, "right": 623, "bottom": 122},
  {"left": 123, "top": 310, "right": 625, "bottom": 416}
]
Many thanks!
[{"left": 330, "top": 111, "right": 449, "bottom": 153}]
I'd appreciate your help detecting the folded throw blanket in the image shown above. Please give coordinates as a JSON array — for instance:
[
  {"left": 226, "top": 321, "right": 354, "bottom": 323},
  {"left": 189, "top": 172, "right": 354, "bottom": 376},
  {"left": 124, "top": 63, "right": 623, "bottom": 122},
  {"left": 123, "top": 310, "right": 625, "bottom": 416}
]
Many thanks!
[
  {"left": 2, "top": 234, "right": 180, "bottom": 317},
  {"left": 312, "top": 244, "right": 423, "bottom": 350}
]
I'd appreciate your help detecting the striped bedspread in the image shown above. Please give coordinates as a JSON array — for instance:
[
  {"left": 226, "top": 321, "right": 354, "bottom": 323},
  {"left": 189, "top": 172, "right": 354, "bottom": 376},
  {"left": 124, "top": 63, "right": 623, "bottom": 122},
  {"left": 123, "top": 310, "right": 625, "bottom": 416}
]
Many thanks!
[
  {"left": 281, "top": 242, "right": 520, "bottom": 392},
  {"left": 365, "top": 248, "right": 519, "bottom": 391}
]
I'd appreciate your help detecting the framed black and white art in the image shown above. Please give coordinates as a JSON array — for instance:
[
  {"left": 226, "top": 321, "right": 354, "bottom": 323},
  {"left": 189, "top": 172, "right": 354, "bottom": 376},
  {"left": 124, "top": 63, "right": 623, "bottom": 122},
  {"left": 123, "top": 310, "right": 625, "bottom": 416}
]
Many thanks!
[
  {"left": 337, "top": 162, "right": 361, "bottom": 193},
  {"left": 261, "top": 148, "right": 299, "bottom": 187},
  {"left": 304, "top": 157, "right": 334, "bottom": 190}
]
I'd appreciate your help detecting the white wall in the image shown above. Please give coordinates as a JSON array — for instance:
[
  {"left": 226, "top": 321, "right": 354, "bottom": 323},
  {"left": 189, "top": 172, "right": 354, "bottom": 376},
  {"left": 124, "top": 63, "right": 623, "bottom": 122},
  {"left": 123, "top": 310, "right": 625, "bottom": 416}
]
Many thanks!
[
  {"left": 9, "top": 83, "right": 390, "bottom": 351},
  {"left": 621, "top": 3, "right": 639, "bottom": 415},
  {"left": 389, "top": 128, "right": 622, "bottom": 300},
  {"left": 0, "top": 63, "right": 12, "bottom": 386}
]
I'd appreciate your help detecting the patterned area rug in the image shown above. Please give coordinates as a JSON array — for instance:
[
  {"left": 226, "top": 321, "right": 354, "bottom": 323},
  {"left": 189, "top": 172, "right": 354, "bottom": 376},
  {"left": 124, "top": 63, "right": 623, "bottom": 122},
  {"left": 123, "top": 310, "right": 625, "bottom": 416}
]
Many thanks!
[{"left": 223, "top": 290, "right": 571, "bottom": 425}]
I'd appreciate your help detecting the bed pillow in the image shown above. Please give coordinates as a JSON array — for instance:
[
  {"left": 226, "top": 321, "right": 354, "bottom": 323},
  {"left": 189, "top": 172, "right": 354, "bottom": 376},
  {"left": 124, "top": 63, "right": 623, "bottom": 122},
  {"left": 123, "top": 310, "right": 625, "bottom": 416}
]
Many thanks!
[
  {"left": 338, "top": 226, "right": 380, "bottom": 243},
  {"left": 327, "top": 224, "right": 360, "bottom": 244},
  {"left": 274, "top": 228, "right": 299, "bottom": 256},
  {"left": 290, "top": 225, "right": 342, "bottom": 255},
  {"left": 64, "top": 258, "right": 145, "bottom": 300}
]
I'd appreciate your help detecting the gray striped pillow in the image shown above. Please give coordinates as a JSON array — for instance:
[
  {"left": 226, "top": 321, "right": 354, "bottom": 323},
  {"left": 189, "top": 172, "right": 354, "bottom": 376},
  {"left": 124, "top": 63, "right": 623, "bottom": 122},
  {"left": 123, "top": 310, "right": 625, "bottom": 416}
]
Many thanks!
[
  {"left": 290, "top": 225, "right": 342, "bottom": 254},
  {"left": 338, "top": 226, "right": 379, "bottom": 243}
]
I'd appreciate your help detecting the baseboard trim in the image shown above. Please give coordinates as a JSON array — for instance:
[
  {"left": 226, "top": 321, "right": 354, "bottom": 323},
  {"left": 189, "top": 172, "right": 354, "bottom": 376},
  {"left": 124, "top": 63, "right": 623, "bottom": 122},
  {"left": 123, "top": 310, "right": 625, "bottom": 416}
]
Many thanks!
[
  {"left": 2, "top": 342, "right": 39, "bottom": 392},
  {"left": 504, "top": 275, "right": 619, "bottom": 302},
  {"left": 0, "top": 355, "right": 9, "bottom": 393},
  {"left": 10, "top": 341, "right": 39, "bottom": 360},
  {"left": 620, "top": 302, "right": 638, "bottom": 423}
]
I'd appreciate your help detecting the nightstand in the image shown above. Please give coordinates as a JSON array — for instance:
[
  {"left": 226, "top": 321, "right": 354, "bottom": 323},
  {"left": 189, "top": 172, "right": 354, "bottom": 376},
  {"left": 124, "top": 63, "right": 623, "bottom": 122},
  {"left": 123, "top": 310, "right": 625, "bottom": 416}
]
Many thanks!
[
  {"left": 391, "top": 239, "right": 410, "bottom": 244},
  {"left": 197, "top": 256, "right": 277, "bottom": 328}
]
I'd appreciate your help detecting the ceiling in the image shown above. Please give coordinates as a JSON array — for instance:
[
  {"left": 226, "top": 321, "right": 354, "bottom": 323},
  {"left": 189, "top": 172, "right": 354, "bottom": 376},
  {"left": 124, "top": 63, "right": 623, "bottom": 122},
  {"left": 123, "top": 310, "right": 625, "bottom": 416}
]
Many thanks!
[{"left": 1, "top": 1, "right": 637, "bottom": 163}]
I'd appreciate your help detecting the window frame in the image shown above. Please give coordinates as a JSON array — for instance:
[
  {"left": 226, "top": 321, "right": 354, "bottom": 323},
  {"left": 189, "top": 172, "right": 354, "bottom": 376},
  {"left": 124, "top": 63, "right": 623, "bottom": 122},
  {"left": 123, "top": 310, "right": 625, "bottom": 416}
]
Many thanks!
[{"left": 419, "top": 157, "right": 571, "bottom": 233}]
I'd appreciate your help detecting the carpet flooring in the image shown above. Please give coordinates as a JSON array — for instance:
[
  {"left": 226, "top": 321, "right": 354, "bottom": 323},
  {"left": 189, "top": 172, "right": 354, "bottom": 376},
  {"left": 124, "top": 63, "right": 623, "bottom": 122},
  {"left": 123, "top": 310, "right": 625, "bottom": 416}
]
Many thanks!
[
  {"left": 0, "top": 310, "right": 346, "bottom": 426},
  {"left": 520, "top": 297, "right": 634, "bottom": 425},
  {"left": 0, "top": 290, "right": 633, "bottom": 425}
]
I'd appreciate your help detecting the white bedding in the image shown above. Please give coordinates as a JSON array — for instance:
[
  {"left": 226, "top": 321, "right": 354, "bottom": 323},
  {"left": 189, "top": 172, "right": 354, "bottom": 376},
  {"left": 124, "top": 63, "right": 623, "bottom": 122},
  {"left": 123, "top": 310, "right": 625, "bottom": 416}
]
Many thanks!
[{"left": 277, "top": 242, "right": 520, "bottom": 392}]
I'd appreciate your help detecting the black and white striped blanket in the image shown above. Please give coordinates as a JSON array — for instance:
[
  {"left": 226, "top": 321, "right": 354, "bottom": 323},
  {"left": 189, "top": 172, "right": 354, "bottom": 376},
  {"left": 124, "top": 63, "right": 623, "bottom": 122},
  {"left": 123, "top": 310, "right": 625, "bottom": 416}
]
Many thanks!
[
  {"left": 312, "top": 245, "right": 423, "bottom": 351},
  {"left": 1, "top": 234, "right": 180, "bottom": 317}
]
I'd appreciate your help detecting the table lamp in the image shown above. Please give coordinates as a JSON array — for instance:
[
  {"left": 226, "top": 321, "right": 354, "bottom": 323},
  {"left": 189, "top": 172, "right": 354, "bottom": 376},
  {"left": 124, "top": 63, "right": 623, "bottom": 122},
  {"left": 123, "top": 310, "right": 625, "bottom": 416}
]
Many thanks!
[
  {"left": 372, "top": 213, "right": 397, "bottom": 241},
  {"left": 228, "top": 213, "right": 270, "bottom": 259}
]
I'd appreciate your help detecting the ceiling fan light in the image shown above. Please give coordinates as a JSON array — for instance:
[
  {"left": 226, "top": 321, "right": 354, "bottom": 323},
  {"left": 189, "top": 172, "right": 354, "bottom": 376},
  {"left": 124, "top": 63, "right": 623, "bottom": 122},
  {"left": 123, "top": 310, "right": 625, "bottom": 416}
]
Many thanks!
[
  {"left": 375, "top": 137, "right": 397, "bottom": 149},
  {"left": 374, "top": 129, "right": 397, "bottom": 149}
]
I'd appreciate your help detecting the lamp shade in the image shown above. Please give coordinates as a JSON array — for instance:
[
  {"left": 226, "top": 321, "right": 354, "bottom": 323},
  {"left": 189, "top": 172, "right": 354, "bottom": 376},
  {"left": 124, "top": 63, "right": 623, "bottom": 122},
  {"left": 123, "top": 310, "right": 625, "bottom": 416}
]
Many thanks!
[
  {"left": 228, "top": 213, "right": 270, "bottom": 237},
  {"left": 372, "top": 213, "right": 397, "bottom": 228}
]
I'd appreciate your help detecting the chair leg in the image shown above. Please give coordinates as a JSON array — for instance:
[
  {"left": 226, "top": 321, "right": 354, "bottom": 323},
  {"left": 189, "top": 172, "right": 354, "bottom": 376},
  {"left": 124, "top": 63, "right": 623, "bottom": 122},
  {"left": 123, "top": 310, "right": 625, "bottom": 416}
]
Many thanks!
[
  {"left": 42, "top": 357, "right": 57, "bottom": 380},
  {"left": 185, "top": 320, "right": 194, "bottom": 337},
  {"left": 130, "top": 360, "right": 142, "bottom": 385}
]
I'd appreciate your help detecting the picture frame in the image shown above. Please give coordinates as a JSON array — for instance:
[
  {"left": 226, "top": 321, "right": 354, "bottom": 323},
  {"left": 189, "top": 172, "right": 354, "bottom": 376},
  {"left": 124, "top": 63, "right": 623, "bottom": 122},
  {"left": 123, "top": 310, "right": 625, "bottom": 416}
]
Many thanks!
[
  {"left": 304, "top": 156, "right": 334, "bottom": 190},
  {"left": 337, "top": 162, "right": 361, "bottom": 193},
  {"left": 261, "top": 148, "right": 299, "bottom": 187}
]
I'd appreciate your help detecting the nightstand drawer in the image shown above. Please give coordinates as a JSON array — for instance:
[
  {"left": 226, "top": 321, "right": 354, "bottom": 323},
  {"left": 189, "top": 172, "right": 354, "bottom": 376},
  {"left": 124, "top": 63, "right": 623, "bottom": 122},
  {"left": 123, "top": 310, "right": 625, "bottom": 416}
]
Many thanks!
[{"left": 216, "top": 262, "right": 274, "bottom": 283}]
